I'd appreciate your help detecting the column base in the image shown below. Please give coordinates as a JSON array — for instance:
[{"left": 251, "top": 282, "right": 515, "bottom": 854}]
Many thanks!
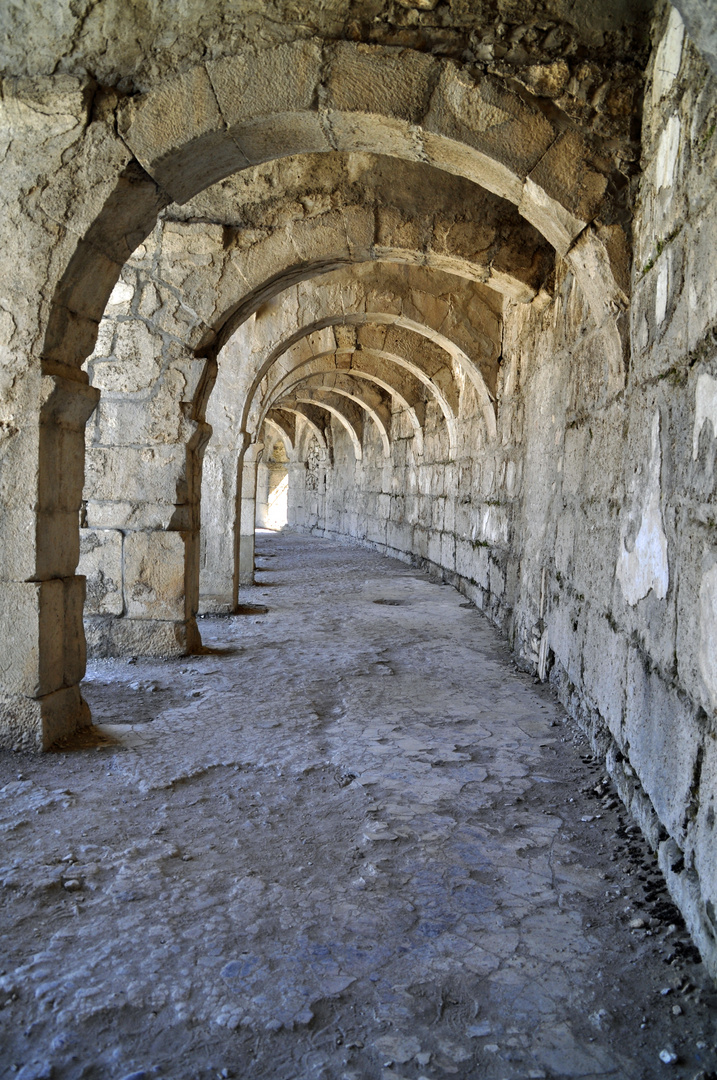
[
  {"left": 0, "top": 685, "right": 91, "bottom": 751},
  {"left": 84, "top": 616, "right": 201, "bottom": 658},
  {"left": 198, "top": 595, "right": 235, "bottom": 615}
]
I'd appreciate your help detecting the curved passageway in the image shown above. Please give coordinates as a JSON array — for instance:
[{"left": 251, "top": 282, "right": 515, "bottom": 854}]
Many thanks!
[{"left": 1, "top": 533, "right": 715, "bottom": 1079}]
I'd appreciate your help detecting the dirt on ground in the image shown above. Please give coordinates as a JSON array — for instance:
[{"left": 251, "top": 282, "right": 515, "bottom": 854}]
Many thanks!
[{"left": 1, "top": 532, "right": 716, "bottom": 1080}]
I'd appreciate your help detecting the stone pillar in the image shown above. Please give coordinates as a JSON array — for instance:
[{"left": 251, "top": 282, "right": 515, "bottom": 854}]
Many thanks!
[
  {"left": 81, "top": 348, "right": 211, "bottom": 657},
  {"left": 0, "top": 372, "right": 99, "bottom": 750},
  {"left": 255, "top": 458, "right": 270, "bottom": 528},
  {"left": 237, "top": 443, "right": 263, "bottom": 587},
  {"left": 287, "top": 461, "right": 305, "bottom": 527},
  {"left": 198, "top": 435, "right": 251, "bottom": 614}
]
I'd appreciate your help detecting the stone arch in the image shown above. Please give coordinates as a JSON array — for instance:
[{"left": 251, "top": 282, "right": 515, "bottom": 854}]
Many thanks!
[
  {"left": 242, "top": 317, "right": 481, "bottom": 441},
  {"left": 287, "top": 407, "right": 330, "bottom": 459},
  {"left": 275, "top": 373, "right": 393, "bottom": 458},
  {"left": 43, "top": 41, "right": 622, "bottom": 373},
  {"left": 258, "top": 351, "right": 427, "bottom": 456},
  {"left": 263, "top": 413, "right": 295, "bottom": 454},
  {"left": 277, "top": 391, "right": 366, "bottom": 462},
  {"left": 117, "top": 41, "right": 612, "bottom": 260},
  {"left": 28, "top": 38, "right": 625, "bottom": 743}
]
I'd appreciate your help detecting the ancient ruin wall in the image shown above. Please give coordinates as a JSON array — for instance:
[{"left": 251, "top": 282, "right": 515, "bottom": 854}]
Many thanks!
[{"left": 290, "top": 5, "right": 717, "bottom": 974}]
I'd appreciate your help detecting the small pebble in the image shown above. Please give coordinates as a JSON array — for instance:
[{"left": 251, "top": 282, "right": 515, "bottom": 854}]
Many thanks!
[
  {"left": 630, "top": 918, "right": 646, "bottom": 929},
  {"left": 672, "top": 1004, "right": 682, "bottom": 1015},
  {"left": 62, "top": 879, "right": 82, "bottom": 892},
  {"left": 659, "top": 1050, "right": 678, "bottom": 1064}
]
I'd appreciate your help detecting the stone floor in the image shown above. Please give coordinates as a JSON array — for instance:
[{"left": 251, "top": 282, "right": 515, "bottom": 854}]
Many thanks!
[{"left": 1, "top": 531, "right": 717, "bottom": 1080}]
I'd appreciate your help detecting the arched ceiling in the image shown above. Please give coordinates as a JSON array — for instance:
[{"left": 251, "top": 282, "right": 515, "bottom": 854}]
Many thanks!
[{"left": 68, "top": 30, "right": 640, "bottom": 472}]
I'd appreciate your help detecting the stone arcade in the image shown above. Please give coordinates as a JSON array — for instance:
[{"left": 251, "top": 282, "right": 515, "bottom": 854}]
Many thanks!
[{"left": 1, "top": 0, "right": 717, "bottom": 1069}]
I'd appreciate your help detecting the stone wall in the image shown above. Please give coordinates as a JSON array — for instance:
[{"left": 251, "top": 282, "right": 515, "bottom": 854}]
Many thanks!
[{"left": 288, "top": 3, "right": 717, "bottom": 975}]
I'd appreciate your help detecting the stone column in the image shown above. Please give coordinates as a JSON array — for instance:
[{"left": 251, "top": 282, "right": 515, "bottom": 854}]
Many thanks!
[
  {"left": 255, "top": 456, "right": 270, "bottom": 528},
  {"left": 237, "top": 443, "right": 263, "bottom": 587},
  {"left": 81, "top": 345, "right": 210, "bottom": 658},
  {"left": 0, "top": 372, "right": 99, "bottom": 749},
  {"left": 198, "top": 435, "right": 249, "bottom": 614}
]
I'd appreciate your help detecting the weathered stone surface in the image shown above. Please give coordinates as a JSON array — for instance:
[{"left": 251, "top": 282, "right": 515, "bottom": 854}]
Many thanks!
[
  {"left": 123, "top": 532, "right": 188, "bottom": 621},
  {"left": 79, "top": 529, "right": 123, "bottom": 617},
  {"left": 1, "top": 0, "right": 717, "bottom": 1017},
  {"left": 118, "top": 66, "right": 249, "bottom": 203},
  {"left": 209, "top": 41, "right": 328, "bottom": 164}
]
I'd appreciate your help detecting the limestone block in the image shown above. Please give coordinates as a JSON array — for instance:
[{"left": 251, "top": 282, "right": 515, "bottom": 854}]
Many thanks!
[
  {"left": 327, "top": 43, "right": 435, "bottom": 122},
  {"left": 441, "top": 531, "right": 456, "bottom": 571},
  {"left": 566, "top": 225, "right": 629, "bottom": 326},
  {"left": 39, "top": 423, "right": 88, "bottom": 515},
  {"left": 444, "top": 498, "right": 455, "bottom": 535},
  {"left": 427, "top": 529, "right": 443, "bottom": 566},
  {"left": 289, "top": 212, "right": 355, "bottom": 268},
  {"left": 554, "top": 512, "right": 575, "bottom": 577},
  {"left": 0, "top": 580, "right": 64, "bottom": 697},
  {"left": 454, "top": 501, "right": 472, "bottom": 541},
  {"left": 651, "top": 7, "right": 686, "bottom": 109},
  {"left": 365, "top": 516, "right": 386, "bottom": 545},
  {"left": 624, "top": 644, "right": 702, "bottom": 842},
  {"left": 387, "top": 521, "right": 412, "bottom": 554},
  {"left": 548, "top": 594, "right": 585, "bottom": 687},
  {"left": 0, "top": 684, "right": 89, "bottom": 752},
  {"left": 0, "top": 77, "right": 105, "bottom": 367},
  {"left": 208, "top": 42, "right": 327, "bottom": 164},
  {"left": 62, "top": 575, "right": 87, "bottom": 690},
  {"left": 85, "top": 446, "right": 186, "bottom": 505},
  {"left": 118, "top": 65, "right": 250, "bottom": 203},
  {"left": 690, "top": 734, "right": 717, "bottom": 941},
  {"left": 522, "top": 132, "right": 607, "bottom": 254},
  {"left": 79, "top": 529, "right": 123, "bottom": 616},
  {"left": 422, "top": 67, "right": 554, "bottom": 202},
  {"left": 90, "top": 319, "right": 162, "bottom": 394},
  {"left": 581, "top": 608, "right": 627, "bottom": 744},
  {"left": 84, "top": 500, "right": 181, "bottom": 532},
  {"left": 37, "top": 511, "right": 82, "bottom": 582},
  {"left": 375, "top": 206, "right": 427, "bottom": 256},
  {"left": 562, "top": 426, "right": 587, "bottom": 497},
  {"left": 413, "top": 526, "right": 428, "bottom": 559},
  {"left": 578, "top": 406, "right": 626, "bottom": 501},
  {"left": 238, "top": 531, "right": 255, "bottom": 585},
  {"left": 686, "top": 210, "right": 717, "bottom": 354},
  {"left": 673, "top": 519, "right": 717, "bottom": 718},
  {"left": 85, "top": 615, "right": 198, "bottom": 659},
  {"left": 124, "top": 531, "right": 187, "bottom": 620},
  {"left": 455, "top": 538, "right": 475, "bottom": 581},
  {"left": 569, "top": 510, "right": 622, "bottom": 606},
  {"left": 91, "top": 398, "right": 152, "bottom": 447},
  {"left": 38, "top": 108, "right": 167, "bottom": 266},
  {"left": 488, "top": 556, "right": 505, "bottom": 598}
]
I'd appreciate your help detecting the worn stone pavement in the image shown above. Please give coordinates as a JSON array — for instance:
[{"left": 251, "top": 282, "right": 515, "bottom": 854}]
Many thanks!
[{"left": 1, "top": 531, "right": 716, "bottom": 1080}]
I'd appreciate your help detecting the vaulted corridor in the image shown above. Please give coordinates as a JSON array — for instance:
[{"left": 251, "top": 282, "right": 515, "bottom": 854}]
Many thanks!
[{"left": 1, "top": 533, "right": 715, "bottom": 1080}]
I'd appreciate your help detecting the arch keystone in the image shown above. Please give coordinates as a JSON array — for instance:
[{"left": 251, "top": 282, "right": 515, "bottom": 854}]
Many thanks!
[{"left": 207, "top": 41, "right": 329, "bottom": 165}]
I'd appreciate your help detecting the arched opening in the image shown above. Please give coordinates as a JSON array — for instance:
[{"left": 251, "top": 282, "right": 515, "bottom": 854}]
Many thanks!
[{"left": 5, "top": 2, "right": 717, "bottom": 1066}]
